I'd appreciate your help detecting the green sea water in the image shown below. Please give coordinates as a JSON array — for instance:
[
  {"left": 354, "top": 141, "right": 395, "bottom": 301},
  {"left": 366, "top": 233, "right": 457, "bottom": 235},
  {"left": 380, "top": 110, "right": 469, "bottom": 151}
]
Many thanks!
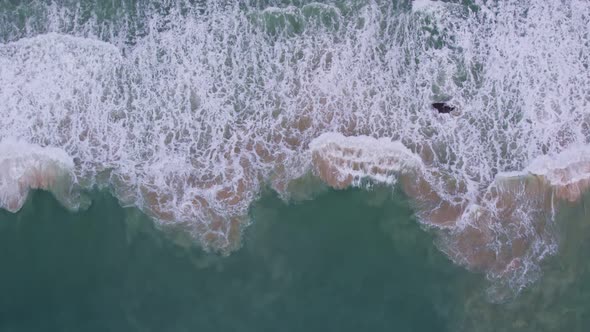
[
  {"left": 1, "top": 188, "right": 590, "bottom": 331},
  {"left": 0, "top": 188, "right": 470, "bottom": 331}
]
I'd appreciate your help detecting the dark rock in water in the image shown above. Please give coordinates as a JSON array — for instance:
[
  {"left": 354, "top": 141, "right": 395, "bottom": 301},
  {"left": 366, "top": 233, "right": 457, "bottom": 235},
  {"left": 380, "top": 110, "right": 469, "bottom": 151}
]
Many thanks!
[{"left": 432, "top": 102, "right": 455, "bottom": 114}]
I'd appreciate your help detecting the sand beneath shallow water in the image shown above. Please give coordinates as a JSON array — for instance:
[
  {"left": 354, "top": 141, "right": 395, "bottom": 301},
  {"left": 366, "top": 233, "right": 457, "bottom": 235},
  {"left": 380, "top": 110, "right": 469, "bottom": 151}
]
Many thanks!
[{"left": 309, "top": 133, "right": 590, "bottom": 296}]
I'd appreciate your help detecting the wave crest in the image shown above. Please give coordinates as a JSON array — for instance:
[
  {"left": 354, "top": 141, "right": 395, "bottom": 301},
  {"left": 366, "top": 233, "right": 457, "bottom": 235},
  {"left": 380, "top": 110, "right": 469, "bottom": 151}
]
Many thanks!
[{"left": 0, "top": 139, "right": 81, "bottom": 212}]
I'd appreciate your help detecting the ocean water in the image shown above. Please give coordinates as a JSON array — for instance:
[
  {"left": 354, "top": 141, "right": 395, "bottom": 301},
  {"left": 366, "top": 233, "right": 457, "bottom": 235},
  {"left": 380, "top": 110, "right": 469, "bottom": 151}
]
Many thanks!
[
  {"left": 0, "top": 188, "right": 471, "bottom": 331},
  {"left": 1, "top": 0, "right": 590, "bottom": 330},
  {"left": 2, "top": 189, "right": 590, "bottom": 331}
]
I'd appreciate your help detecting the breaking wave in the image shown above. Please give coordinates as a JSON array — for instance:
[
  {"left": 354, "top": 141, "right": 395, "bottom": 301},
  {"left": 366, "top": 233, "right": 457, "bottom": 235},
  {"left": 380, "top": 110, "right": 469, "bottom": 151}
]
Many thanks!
[
  {"left": 0, "top": 139, "right": 82, "bottom": 212},
  {"left": 0, "top": 0, "right": 589, "bottom": 299}
]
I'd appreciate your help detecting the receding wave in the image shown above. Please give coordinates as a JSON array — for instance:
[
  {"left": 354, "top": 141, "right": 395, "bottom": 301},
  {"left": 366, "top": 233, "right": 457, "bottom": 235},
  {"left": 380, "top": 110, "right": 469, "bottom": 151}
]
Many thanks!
[{"left": 0, "top": 0, "right": 589, "bottom": 299}]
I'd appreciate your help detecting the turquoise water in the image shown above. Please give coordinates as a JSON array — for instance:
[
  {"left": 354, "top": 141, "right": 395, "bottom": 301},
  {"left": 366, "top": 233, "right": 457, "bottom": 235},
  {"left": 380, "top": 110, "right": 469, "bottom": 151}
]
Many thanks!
[
  {"left": 0, "top": 188, "right": 472, "bottom": 331},
  {"left": 2, "top": 189, "right": 590, "bottom": 331}
]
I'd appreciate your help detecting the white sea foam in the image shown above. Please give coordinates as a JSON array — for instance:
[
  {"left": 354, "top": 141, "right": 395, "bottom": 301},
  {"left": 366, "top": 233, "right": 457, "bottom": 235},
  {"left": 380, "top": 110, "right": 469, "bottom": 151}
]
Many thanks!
[
  {"left": 411, "top": 0, "right": 444, "bottom": 13},
  {"left": 0, "top": 0, "right": 589, "bottom": 297},
  {"left": 309, "top": 133, "right": 423, "bottom": 187},
  {"left": 0, "top": 139, "right": 78, "bottom": 212}
]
